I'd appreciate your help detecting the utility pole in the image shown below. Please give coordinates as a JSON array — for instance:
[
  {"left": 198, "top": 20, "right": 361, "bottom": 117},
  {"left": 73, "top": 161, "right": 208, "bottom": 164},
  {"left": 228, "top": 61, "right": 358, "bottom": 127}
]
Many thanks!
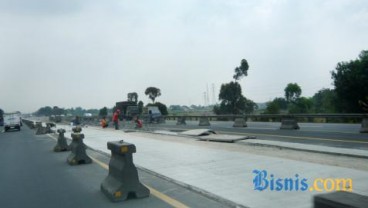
[
  {"left": 203, "top": 92, "right": 207, "bottom": 106},
  {"left": 211, "top": 83, "right": 216, "bottom": 104},
  {"left": 206, "top": 84, "right": 210, "bottom": 106}
]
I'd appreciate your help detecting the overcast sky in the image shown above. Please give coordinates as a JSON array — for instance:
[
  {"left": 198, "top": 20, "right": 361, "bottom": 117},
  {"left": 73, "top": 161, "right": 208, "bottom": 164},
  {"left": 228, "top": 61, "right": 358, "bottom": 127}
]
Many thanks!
[{"left": 1, "top": 0, "right": 367, "bottom": 113}]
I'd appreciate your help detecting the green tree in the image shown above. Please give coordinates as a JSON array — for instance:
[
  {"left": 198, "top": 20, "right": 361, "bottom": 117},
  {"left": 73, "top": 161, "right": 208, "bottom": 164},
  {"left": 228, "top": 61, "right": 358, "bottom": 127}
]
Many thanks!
[
  {"left": 52, "top": 106, "right": 65, "bottom": 115},
  {"left": 264, "top": 101, "right": 280, "bottom": 114},
  {"left": 138, "top": 101, "right": 144, "bottom": 114},
  {"left": 274, "top": 97, "right": 288, "bottom": 110},
  {"left": 233, "top": 59, "right": 249, "bottom": 81},
  {"left": 215, "top": 58, "right": 253, "bottom": 114},
  {"left": 147, "top": 102, "right": 168, "bottom": 115},
  {"left": 214, "top": 82, "right": 254, "bottom": 114},
  {"left": 127, "top": 92, "right": 138, "bottom": 103},
  {"left": 288, "top": 97, "right": 313, "bottom": 114},
  {"left": 99, "top": 107, "right": 108, "bottom": 117},
  {"left": 145, "top": 87, "right": 161, "bottom": 103},
  {"left": 331, "top": 50, "right": 368, "bottom": 113},
  {"left": 284, "top": 83, "right": 302, "bottom": 103},
  {"left": 244, "top": 98, "right": 258, "bottom": 114},
  {"left": 359, "top": 97, "right": 368, "bottom": 112},
  {"left": 74, "top": 107, "right": 84, "bottom": 116},
  {"left": 264, "top": 97, "right": 287, "bottom": 114},
  {"left": 36, "top": 106, "right": 52, "bottom": 116},
  {"left": 312, "top": 88, "right": 337, "bottom": 113}
]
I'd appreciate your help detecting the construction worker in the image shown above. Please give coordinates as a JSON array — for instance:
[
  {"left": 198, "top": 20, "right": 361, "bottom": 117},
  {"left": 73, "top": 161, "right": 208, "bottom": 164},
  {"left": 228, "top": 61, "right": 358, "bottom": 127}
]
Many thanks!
[
  {"left": 112, "top": 109, "right": 120, "bottom": 130},
  {"left": 100, "top": 117, "right": 108, "bottom": 128}
]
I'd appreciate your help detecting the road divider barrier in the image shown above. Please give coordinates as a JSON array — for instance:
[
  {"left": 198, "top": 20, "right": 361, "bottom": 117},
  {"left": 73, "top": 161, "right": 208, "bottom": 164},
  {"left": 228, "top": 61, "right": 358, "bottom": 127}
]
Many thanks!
[
  {"left": 199, "top": 117, "right": 211, "bottom": 126},
  {"left": 29, "top": 122, "right": 35, "bottom": 129},
  {"left": 101, "top": 140, "right": 150, "bottom": 202},
  {"left": 176, "top": 117, "right": 186, "bottom": 125},
  {"left": 45, "top": 122, "right": 55, "bottom": 134},
  {"left": 360, "top": 118, "right": 368, "bottom": 133},
  {"left": 35, "top": 122, "right": 48, "bottom": 135},
  {"left": 54, "top": 129, "right": 70, "bottom": 152},
  {"left": 314, "top": 191, "right": 368, "bottom": 208},
  {"left": 280, "top": 117, "right": 300, "bottom": 130},
  {"left": 35, "top": 122, "right": 42, "bottom": 128},
  {"left": 67, "top": 126, "right": 92, "bottom": 165},
  {"left": 22, "top": 119, "right": 35, "bottom": 129},
  {"left": 233, "top": 118, "right": 247, "bottom": 127}
]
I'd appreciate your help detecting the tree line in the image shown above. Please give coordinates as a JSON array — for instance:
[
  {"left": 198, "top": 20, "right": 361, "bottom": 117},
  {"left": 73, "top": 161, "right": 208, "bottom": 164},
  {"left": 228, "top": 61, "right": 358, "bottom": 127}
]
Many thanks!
[
  {"left": 35, "top": 50, "right": 367, "bottom": 116},
  {"left": 213, "top": 59, "right": 258, "bottom": 115},
  {"left": 121, "top": 87, "right": 168, "bottom": 116},
  {"left": 214, "top": 50, "right": 368, "bottom": 115},
  {"left": 264, "top": 50, "right": 368, "bottom": 114},
  {"left": 34, "top": 86, "right": 169, "bottom": 117}
]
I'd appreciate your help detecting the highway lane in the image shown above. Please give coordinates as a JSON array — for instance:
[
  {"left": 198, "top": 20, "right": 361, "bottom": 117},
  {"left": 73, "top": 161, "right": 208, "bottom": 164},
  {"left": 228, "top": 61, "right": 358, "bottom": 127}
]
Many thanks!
[
  {"left": 28, "top": 116, "right": 368, "bottom": 149},
  {"left": 0, "top": 126, "right": 232, "bottom": 208},
  {"left": 150, "top": 120, "right": 368, "bottom": 150}
]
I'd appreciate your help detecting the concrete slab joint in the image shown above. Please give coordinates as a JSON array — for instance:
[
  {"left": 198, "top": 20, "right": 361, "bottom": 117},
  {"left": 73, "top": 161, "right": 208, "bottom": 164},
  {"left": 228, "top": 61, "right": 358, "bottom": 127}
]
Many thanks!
[
  {"left": 199, "top": 134, "right": 249, "bottom": 143},
  {"left": 181, "top": 129, "right": 216, "bottom": 136},
  {"left": 101, "top": 140, "right": 150, "bottom": 202},
  {"left": 66, "top": 127, "right": 92, "bottom": 165}
]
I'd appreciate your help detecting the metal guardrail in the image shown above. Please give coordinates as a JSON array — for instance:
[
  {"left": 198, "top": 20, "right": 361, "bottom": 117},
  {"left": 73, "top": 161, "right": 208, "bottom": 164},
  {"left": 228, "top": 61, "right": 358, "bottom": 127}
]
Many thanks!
[
  {"left": 164, "top": 114, "right": 368, "bottom": 121},
  {"left": 41, "top": 113, "right": 368, "bottom": 123}
]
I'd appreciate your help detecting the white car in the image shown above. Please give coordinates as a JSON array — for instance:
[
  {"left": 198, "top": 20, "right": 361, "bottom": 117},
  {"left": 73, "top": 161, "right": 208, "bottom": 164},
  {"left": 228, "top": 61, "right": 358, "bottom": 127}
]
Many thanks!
[{"left": 4, "top": 113, "right": 21, "bottom": 132}]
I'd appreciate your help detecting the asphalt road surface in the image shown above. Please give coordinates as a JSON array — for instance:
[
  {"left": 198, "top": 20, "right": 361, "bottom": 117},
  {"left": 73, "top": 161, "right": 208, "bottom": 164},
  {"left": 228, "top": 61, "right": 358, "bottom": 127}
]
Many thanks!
[
  {"left": 33, "top": 116, "right": 368, "bottom": 150},
  {"left": 147, "top": 120, "right": 368, "bottom": 150},
  {"left": 0, "top": 126, "right": 232, "bottom": 208}
]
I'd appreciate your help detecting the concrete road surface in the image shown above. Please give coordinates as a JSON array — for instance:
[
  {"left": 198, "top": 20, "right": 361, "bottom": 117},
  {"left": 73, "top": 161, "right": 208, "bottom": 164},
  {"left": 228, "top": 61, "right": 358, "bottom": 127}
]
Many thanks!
[
  {"left": 0, "top": 127, "right": 232, "bottom": 208},
  {"left": 151, "top": 120, "right": 368, "bottom": 150}
]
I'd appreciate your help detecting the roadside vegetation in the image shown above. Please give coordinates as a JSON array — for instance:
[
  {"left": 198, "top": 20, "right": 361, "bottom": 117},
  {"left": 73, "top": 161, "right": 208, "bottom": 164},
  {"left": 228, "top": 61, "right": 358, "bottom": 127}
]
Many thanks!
[
  {"left": 263, "top": 50, "right": 368, "bottom": 114},
  {"left": 31, "top": 50, "right": 367, "bottom": 117}
]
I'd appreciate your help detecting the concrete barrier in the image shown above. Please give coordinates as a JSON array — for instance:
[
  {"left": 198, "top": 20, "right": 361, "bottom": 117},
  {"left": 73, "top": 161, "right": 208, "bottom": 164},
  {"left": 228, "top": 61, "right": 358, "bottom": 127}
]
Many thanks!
[
  {"left": 199, "top": 117, "right": 210, "bottom": 126},
  {"left": 22, "top": 119, "right": 35, "bottom": 129},
  {"left": 35, "top": 122, "right": 42, "bottom": 128},
  {"left": 29, "top": 121, "right": 35, "bottom": 129},
  {"left": 54, "top": 129, "right": 70, "bottom": 152},
  {"left": 101, "top": 140, "right": 150, "bottom": 202},
  {"left": 67, "top": 127, "right": 92, "bottom": 165},
  {"left": 45, "top": 122, "right": 55, "bottom": 134},
  {"left": 34, "top": 122, "right": 54, "bottom": 135},
  {"left": 360, "top": 118, "right": 368, "bottom": 133},
  {"left": 280, "top": 117, "right": 299, "bottom": 130},
  {"left": 314, "top": 191, "right": 368, "bottom": 208},
  {"left": 35, "top": 122, "right": 47, "bottom": 135},
  {"left": 176, "top": 117, "right": 186, "bottom": 125},
  {"left": 233, "top": 118, "right": 247, "bottom": 127}
]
